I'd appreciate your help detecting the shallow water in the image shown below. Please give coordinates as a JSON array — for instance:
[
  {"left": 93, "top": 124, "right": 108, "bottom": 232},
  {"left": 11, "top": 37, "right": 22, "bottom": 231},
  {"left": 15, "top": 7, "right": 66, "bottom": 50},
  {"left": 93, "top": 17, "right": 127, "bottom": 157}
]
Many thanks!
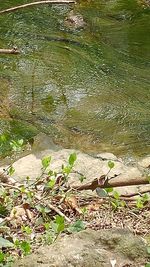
[{"left": 0, "top": 0, "right": 150, "bottom": 158}]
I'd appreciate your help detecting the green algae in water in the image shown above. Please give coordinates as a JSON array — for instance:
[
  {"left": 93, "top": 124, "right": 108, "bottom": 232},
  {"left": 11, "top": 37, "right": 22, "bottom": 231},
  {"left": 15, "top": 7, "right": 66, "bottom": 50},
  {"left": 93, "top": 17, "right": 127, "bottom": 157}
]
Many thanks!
[{"left": 0, "top": 0, "right": 150, "bottom": 158}]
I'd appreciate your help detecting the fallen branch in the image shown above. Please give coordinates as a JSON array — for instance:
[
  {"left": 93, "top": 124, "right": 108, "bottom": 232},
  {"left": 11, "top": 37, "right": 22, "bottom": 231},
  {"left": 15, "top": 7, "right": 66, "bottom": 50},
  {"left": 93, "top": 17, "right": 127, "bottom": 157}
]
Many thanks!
[
  {"left": 0, "top": 48, "right": 20, "bottom": 54},
  {"left": 71, "top": 174, "right": 150, "bottom": 191},
  {"left": 0, "top": 0, "right": 75, "bottom": 15}
]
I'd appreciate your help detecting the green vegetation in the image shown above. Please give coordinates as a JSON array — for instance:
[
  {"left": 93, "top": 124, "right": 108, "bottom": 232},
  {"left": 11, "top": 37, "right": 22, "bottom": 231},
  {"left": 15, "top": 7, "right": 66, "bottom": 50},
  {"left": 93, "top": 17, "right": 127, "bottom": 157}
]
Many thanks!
[{"left": 0, "top": 144, "right": 149, "bottom": 265}]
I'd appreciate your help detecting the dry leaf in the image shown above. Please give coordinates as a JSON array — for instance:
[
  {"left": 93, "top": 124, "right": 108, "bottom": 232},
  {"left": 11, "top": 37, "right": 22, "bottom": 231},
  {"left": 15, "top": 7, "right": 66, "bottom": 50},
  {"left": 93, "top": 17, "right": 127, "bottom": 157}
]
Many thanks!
[
  {"left": 65, "top": 196, "right": 82, "bottom": 214},
  {"left": 10, "top": 206, "right": 26, "bottom": 220},
  {"left": 26, "top": 209, "right": 33, "bottom": 220}
]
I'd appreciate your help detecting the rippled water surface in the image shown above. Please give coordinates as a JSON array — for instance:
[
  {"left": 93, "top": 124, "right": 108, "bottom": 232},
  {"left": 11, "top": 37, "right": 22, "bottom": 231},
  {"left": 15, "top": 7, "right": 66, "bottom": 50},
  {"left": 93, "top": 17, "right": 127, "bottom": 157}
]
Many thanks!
[{"left": 0, "top": 0, "right": 150, "bottom": 158}]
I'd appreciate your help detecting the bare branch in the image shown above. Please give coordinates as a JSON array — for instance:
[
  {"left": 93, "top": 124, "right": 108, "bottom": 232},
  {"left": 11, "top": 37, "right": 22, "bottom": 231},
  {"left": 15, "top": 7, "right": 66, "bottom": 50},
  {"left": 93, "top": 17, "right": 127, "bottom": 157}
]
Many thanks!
[{"left": 70, "top": 175, "right": 149, "bottom": 191}]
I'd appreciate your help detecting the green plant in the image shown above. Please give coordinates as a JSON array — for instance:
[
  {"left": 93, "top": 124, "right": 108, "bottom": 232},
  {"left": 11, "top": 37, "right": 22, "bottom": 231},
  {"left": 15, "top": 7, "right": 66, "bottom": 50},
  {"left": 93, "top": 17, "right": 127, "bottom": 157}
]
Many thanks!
[
  {"left": 68, "top": 220, "right": 85, "bottom": 233},
  {"left": 14, "top": 240, "right": 31, "bottom": 256},
  {"left": 136, "top": 193, "right": 150, "bottom": 209}
]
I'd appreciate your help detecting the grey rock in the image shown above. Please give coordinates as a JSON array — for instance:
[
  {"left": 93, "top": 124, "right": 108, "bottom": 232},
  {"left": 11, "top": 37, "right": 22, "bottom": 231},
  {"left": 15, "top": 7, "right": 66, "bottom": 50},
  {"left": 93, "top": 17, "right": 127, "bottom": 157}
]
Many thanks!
[
  {"left": 13, "top": 229, "right": 149, "bottom": 267},
  {"left": 138, "top": 156, "right": 150, "bottom": 169}
]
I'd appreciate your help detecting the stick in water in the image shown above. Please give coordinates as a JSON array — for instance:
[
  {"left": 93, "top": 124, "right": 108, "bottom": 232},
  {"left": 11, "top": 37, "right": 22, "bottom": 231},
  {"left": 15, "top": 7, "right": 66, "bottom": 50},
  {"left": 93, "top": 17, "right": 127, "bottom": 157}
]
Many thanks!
[
  {"left": 0, "top": 47, "right": 20, "bottom": 54},
  {"left": 0, "top": 0, "right": 75, "bottom": 15}
]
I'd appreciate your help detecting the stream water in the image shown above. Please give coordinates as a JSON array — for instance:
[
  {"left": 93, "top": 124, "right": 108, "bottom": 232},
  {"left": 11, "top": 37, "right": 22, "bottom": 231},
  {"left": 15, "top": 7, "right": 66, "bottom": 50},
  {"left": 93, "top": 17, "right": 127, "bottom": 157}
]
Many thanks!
[{"left": 0, "top": 0, "right": 150, "bottom": 159}]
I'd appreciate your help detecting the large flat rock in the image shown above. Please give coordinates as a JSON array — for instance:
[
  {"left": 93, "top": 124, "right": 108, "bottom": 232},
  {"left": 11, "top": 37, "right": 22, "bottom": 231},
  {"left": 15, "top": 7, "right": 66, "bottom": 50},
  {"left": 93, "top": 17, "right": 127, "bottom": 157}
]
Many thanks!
[{"left": 13, "top": 229, "right": 149, "bottom": 267}]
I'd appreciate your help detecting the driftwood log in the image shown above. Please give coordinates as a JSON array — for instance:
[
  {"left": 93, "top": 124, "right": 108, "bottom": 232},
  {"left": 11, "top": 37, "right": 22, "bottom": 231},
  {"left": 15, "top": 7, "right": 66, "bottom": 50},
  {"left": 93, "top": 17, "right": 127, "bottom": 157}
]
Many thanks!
[
  {"left": 0, "top": 48, "right": 20, "bottom": 54},
  {"left": 0, "top": 0, "right": 75, "bottom": 15}
]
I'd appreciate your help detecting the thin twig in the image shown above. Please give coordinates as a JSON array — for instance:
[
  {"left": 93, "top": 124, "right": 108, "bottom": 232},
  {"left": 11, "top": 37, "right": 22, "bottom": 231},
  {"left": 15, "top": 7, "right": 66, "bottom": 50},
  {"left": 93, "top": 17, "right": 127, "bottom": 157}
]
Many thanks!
[
  {"left": 35, "top": 194, "right": 71, "bottom": 222},
  {"left": 0, "top": 1, "right": 75, "bottom": 15},
  {"left": 47, "top": 203, "right": 71, "bottom": 223},
  {"left": 0, "top": 182, "right": 22, "bottom": 191}
]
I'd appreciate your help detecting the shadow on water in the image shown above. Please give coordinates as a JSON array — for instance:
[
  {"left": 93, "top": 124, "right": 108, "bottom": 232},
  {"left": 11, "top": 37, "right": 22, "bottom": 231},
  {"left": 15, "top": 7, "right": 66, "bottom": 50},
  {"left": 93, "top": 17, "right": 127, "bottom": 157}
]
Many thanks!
[{"left": 0, "top": 0, "right": 150, "bottom": 158}]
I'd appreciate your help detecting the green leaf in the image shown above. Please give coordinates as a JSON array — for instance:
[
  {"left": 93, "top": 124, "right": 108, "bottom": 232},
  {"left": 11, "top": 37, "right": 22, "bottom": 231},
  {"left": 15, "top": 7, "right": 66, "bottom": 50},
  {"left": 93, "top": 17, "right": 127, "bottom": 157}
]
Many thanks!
[
  {"left": 0, "top": 237, "right": 14, "bottom": 248},
  {"left": 35, "top": 204, "right": 45, "bottom": 213},
  {"left": 145, "top": 263, "right": 150, "bottom": 267},
  {"left": 63, "top": 166, "right": 72, "bottom": 175},
  {"left": 8, "top": 166, "right": 15, "bottom": 176},
  {"left": 55, "top": 215, "right": 65, "bottom": 234},
  {"left": 0, "top": 252, "right": 5, "bottom": 263},
  {"left": 20, "top": 241, "right": 31, "bottom": 255},
  {"left": 111, "top": 200, "right": 119, "bottom": 210},
  {"left": 47, "top": 178, "right": 56, "bottom": 189},
  {"left": 69, "top": 153, "right": 77, "bottom": 166},
  {"left": 147, "top": 247, "right": 150, "bottom": 254},
  {"left": 79, "top": 175, "right": 86, "bottom": 183},
  {"left": 136, "top": 197, "right": 144, "bottom": 209},
  {"left": 0, "top": 204, "right": 8, "bottom": 216},
  {"left": 68, "top": 220, "right": 85, "bottom": 233},
  {"left": 21, "top": 225, "right": 32, "bottom": 235},
  {"left": 108, "top": 161, "right": 115, "bottom": 169},
  {"left": 96, "top": 188, "right": 108, "bottom": 197},
  {"left": 113, "top": 190, "right": 120, "bottom": 200},
  {"left": 42, "top": 156, "right": 51, "bottom": 169},
  {"left": 105, "top": 187, "right": 114, "bottom": 193}
]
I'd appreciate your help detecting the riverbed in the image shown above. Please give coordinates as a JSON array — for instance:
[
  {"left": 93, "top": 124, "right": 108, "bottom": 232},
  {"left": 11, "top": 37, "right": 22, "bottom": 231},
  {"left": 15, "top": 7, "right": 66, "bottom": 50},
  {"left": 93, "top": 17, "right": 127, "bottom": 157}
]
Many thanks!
[{"left": 0, "top": 0, "right": 150, "bottom": 159}]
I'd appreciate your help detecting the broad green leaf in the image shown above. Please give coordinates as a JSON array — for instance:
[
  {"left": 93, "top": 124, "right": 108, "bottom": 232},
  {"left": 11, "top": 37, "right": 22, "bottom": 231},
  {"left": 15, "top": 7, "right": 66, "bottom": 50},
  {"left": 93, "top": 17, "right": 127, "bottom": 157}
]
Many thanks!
[
  {"left": 105, "top": 187, "right": 114, "bottom": 193},
  {"left": 108, "top": 161, "right": 115, "bottom": 169},
  {"left": 20, "top": 241, "right": 31, "bottom": 255},
  {"left": 145, "top": 263, "right": 150, "bottom": 267},
  {"left": 55, "top": 215, "right": 65, "bottom": 234},
  {"left": 96, "top": 188, "right": 108, "bottom": 198},
  {"left": 69, "top": 153, "right": 77, "bottom": 166},
  {"left": 68, "top": 220, "right": 85, "bottom": 233},
  {"left": 55, "top": 215, "right": 64, "bottom": 225},
  {"left": 0, "top": 237, "right": 14, "bottom": 248},
  {"left": 42, "top": 156, "right": 51, "bottom": 169}
]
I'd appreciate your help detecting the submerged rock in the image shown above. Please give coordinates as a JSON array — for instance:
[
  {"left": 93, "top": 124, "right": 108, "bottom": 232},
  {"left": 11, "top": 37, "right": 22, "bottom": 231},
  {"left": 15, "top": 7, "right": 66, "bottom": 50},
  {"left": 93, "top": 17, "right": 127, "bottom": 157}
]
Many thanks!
[
  {"left": 13, "top": 229, "right": 149, "bottom": 267},
  {"left": 65, "top": 11, "right": 86, "bottom": 29}
]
